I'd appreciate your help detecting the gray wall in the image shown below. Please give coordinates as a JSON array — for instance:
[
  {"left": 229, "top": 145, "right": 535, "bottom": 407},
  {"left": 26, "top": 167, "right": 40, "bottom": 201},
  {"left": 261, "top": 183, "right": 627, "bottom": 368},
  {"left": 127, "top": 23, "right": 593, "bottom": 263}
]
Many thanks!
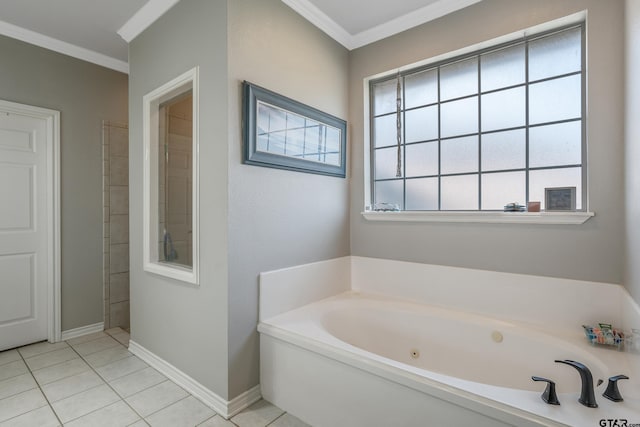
[
  {"left": 227, "top": 0, "right": 349, "bottom": 398},
  {"left": 0, "top": 35, "right": 128, "bottom": 331},
  {"left": 625, "top": 0, "right": 640, "bottom": 303},
  {"left": 128, "top": 0, "right": 230, "bottom": 398},
  {"left": 349, "top": 0, "right": 625, "bottom": 285}
]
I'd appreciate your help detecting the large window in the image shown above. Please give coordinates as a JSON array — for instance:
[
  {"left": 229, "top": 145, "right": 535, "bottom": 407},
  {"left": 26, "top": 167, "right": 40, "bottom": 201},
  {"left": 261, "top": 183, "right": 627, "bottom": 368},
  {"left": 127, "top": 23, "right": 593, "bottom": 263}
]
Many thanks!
[{"left": 370, "top": 24, "right": 585, "bottom": 211}]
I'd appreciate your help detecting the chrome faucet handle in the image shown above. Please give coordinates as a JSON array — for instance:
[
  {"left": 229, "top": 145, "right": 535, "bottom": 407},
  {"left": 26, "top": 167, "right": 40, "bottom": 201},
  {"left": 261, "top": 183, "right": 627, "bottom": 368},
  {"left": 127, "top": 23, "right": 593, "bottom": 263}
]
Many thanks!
[
  {"left": 532, "top": 376, "right": 560, "bottom": 405},
  {"left": 603, "top": 375, "right": 629, "bottom": 402}
]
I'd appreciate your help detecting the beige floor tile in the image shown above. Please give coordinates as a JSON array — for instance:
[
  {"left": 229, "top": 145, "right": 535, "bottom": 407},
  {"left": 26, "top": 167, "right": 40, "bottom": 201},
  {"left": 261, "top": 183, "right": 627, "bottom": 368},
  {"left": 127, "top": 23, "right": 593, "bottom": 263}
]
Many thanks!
[
  {"left": 0, "top": 388, "right": 47, "bottom": 423},
  {"left": 64, "top": 400, "right": 140, "bottom": 427},
  {"left": 104, "top": 328, "right": 125, "bottom": 336},
  {"left": 83, "top": 346, "right": 131, "bottom": 369},
  {"left": 50, "top": 384, "right": 120, "bottom": 423},
  {"left": 0, "top": 404, "right": 60, "bottom": 427},
  {"left": 125, "top": 380, "right": 188, "bottom": 418},
  {"left": 111, "top": 332, "right": 130, "bottom": 346},
  {"left": 128, "top": 420, "right": 150, "bottom": 427},
  {"left": 32, "top": 358, "right": 90, "bottom": 386},
  {"left": 268, "top": 413, "right": 311, "bottom": 427},
  {"left": 40, "top": 370, "right": 104, "bottom": 403},
  {"left": 66, "top": 332, "right": 108, "bottom": 346},
  {"left": 197, "top": 415, "right": 236, "bottom": 427},
  {"left": 109, "top": 366, "right": 166, "bottom": 398},
  {"left": 0, "top": 374, "right": 37, "bottom": 400},
  {"left": 231, "top": 400, "right": 284, "bottom": 427},
  {"left": 0, "top": 351, "right": 20, "bottom": 367},
  {"left": 24, "top": 348, "right": 79, "bottom": 371},
  {"left": 0, "top": 360, "right": 28, "bottom": 382},
  {"left": 96, "top": 356, "right": 148, "bottom": 382},
  {"left": 145, "top": 396, "right": 215, "bottom": 427},
  {"left": 17, "top": 341, "right": 68, "bottom": 359},
  {"left": 72, "top": 336, "right": 121, "bottom": 356}
]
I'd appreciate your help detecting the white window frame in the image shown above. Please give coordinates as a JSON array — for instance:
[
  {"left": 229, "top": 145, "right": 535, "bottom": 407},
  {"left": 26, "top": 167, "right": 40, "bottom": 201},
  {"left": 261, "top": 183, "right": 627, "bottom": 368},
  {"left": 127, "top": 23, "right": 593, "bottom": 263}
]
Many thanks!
[
  {"left": 362, "top": 12, "right": 594, "bottom": 225},
  {"left": 143, "top": 67, "right": 200, "bottom": 284}
]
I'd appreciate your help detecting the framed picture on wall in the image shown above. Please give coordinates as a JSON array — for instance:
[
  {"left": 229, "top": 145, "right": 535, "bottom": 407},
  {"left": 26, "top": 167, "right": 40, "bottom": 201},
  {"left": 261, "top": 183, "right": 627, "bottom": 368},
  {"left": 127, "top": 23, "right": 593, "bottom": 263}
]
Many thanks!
[
  {"left": 545, "top": 187, "right": 576, "bottom": 211},
  {"left": 242, "top": 81, "right": 347, "bottom": 178}
]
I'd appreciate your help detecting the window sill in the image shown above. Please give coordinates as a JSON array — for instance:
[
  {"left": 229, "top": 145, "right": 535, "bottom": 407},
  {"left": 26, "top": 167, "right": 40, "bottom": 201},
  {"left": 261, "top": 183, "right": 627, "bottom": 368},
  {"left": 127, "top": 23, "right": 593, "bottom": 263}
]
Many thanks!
[{"left": 361, "top": 211, "right": 595, "bottom": 225}]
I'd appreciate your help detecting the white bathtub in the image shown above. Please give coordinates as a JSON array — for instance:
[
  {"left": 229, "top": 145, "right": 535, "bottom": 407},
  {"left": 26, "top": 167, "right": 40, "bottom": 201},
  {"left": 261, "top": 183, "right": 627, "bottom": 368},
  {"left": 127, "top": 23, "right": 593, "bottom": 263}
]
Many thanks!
[{"left": 260, "top": 293, "right": 640, "bottom": 426}]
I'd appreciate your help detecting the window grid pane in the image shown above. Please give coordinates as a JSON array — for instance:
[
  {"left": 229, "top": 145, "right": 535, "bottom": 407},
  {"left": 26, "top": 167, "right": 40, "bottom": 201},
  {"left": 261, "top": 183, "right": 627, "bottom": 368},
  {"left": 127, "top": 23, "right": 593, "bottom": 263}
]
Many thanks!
[{"left": 371, "top": 24, "right": 584, "bottom": 211}]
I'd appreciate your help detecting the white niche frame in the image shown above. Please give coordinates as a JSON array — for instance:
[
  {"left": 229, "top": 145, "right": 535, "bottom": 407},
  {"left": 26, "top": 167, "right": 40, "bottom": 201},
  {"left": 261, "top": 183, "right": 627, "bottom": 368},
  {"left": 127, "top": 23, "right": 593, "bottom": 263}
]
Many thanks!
[{"left": 143, "top": 67, "right": 200, "bottom": 285}]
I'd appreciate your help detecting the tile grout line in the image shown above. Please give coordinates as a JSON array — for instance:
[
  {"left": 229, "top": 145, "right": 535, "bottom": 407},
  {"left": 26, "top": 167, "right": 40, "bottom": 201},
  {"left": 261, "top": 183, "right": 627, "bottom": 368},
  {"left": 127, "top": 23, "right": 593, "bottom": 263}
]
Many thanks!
[
  {"left": 265, "top": 412, "right": 288, "bottom": 427},
  {"left": 14, "top": 344, "right": 64, "bottom": 427},
  {"left": 64, "top": 332, "right": 150, "bottom": 425}
]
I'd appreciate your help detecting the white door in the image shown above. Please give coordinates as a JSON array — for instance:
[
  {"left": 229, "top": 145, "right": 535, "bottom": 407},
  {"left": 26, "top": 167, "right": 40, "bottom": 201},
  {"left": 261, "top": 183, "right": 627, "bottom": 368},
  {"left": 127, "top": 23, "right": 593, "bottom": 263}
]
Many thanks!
[{"left": 0, "top": 100, "right": 59, "bottom": 351}]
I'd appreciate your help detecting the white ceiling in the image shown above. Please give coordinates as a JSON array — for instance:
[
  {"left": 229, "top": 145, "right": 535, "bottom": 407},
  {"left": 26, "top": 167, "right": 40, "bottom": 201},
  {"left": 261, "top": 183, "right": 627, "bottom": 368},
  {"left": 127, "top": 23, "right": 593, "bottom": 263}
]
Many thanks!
[{"left": 0, "top": 0, "right": 481, "bottom": 73}]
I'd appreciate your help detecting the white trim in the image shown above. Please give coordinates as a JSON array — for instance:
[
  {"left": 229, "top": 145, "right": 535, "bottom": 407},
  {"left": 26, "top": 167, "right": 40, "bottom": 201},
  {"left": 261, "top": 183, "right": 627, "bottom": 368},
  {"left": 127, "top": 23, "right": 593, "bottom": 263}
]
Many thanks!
[
  {"left": 117, "top": 0, "right": 181, "bottom": 43},
  {"left": 281, "top": 0, "right": 482, "bottom": 50},
  {"left": 281, "top": 0, "right": 353, "bottom": 49},
  {"left": 129, "top": 340, "right": 262, "bottom": 419},
  {"left": 0, "top": 19, "right": 128, "bottom": 74},
  {"left": 361, "top": 211, "right": 595, "bottom": 225},
  {"left": 61, "top": 322, "right": 104, "bottom": 341},
  {"left": 351, "top": 0, "right": 483, "bottom": 49},
  {"left": 143, "top": 67, "right": 200, "bottom": 285},
  {"left": 0, "top": 100, "right": 62, "bottom": 344}
]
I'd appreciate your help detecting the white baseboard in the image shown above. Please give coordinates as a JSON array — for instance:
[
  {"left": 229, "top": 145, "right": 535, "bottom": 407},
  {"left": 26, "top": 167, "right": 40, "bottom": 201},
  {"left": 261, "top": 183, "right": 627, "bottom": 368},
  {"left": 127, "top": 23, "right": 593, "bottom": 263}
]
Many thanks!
[
  {"left": 129, "top": 340, "right": 261, "bottom": 419},
  {"left": 61, "top": 322, "right": 104, "bottom": 341}
]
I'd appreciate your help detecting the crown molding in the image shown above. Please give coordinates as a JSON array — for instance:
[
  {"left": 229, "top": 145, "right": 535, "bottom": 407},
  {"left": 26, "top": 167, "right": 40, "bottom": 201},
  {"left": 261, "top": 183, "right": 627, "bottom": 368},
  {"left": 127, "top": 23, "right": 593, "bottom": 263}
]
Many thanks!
[
  {"left": 281, "top": 0, "right": 353, "bottom": 49},
  {"left": 117, "top": 0, "right": 181, "bottom": 43},
  {"left": 0, "top": 19, "right": 128, "bottom": 73},
  {"left": 281, "top": 0, "right": 483, "bottom": 50}
]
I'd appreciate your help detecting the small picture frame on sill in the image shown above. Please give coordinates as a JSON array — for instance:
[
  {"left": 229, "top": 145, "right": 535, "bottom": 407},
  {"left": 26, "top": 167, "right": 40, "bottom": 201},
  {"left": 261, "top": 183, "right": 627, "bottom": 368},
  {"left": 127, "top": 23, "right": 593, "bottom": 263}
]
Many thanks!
[{"left": 545, "top": 187, "right": 576, "bottom": 211}]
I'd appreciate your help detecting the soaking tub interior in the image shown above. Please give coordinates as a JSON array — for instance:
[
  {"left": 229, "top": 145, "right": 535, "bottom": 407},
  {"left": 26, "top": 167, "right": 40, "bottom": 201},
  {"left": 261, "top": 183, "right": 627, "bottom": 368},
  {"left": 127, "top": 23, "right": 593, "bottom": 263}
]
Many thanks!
[{"left": 259, "top": 257, "right": 640, "bottom": 427}]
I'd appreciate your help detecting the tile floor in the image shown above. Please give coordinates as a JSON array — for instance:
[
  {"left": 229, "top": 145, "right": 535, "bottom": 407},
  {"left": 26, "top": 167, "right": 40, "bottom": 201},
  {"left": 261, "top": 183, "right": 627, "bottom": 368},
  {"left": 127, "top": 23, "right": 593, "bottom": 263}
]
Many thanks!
[{"left": 0, "top": 328, "right": 309, "bottom": 427}]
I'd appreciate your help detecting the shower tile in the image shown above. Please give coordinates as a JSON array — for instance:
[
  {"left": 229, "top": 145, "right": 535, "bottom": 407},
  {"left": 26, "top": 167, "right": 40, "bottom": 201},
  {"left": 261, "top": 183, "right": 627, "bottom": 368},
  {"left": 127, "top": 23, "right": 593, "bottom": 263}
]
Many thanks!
[
  {"left": 110, "top": 244, "right": 129, "bottom": 274},
  {"left": 109, "top": 273, "right": 129, "bottom": 304},
  {"left": 110, "top": 156, "right": 129, "bottom": 186},
  {"left": 109, "top": 186, "right": 129, "bottom": 216},
  {"left": 110, "top": 127, "right": 128, "bottom": 157},
  {"left": 110, "top": 215, "right": 129, "bottom": 245},
  {"left": 110, "top": 301, "right": 130, "bottom": 330}
]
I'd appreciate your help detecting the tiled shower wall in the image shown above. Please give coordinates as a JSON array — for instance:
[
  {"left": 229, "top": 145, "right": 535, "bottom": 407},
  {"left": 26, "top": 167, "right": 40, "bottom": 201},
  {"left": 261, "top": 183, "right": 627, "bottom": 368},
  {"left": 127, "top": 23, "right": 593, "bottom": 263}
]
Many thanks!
[{"left": 102, "top": 121, "right": 130, "bottom": 330}]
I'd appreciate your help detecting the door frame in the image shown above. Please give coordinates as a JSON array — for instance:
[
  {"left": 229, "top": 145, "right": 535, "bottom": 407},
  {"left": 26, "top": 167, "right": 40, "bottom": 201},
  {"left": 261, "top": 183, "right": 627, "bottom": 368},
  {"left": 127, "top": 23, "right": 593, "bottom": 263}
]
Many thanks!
[{"left": 0, "top": 99, "right": 61, "bottom": 343}]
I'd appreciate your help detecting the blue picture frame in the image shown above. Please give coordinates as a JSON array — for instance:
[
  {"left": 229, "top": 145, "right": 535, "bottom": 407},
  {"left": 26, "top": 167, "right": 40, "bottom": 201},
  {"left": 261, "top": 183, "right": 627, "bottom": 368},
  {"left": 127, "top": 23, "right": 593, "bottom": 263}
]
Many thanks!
[{"left": 242, "top": 81, "right": 347, "bottom": 178}]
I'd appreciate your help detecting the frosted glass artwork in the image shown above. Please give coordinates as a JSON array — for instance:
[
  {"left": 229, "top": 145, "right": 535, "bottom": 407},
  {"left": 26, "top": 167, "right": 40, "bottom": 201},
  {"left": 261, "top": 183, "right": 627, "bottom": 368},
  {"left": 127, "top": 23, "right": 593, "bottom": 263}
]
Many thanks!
[
  {"left": 440, "top": 57, "right": 478, "bottom": 100},
  {"left": 404, "top": 69, "right": 438, "bottom": 108},
  {"left": 529, "top": 121, "right": 581, "bottom": 168},
  {"left": 529, "top": 75, "right": 581, "bottom": 125},
  {"left": 406, "top": 178, "right": 438, "bottom": 210},
  {"left": 481, "top": 87, "right": 525, "bottom": 132},
  {"left": 405, "top": 106, "right": 438, "bottom": 143},
  {"left": 481, "top": 171, "right": 525, "bottom": 210},
  {"left": 373, "top": 79, "right": 399, "bottom": 115},
  {"left": 441, "top": 175, "right": 478, "bottom": 210},
  {"left": 529, "top": 27, "right": 581, "bottom": 81},
  {"left": 406, "top": 142, "right": 438, "bottom": 177},
  {"left": 481, "top": 44, "right": 525, "bottom": 91},
  {"left": 440, "top": 97, "right": 478, "bottom": 138},
  {"left": 530, "top": 167, "right": 582, "bottom": 210},
  {"left": 375, "top": 147, "right": 402, "bottom": 180},
  {"left": 375, "top": 180, "right": 404, "bottom": 209},
  {"left": 374, "top": 114, "right": 400, "bottom": 148},
  {"left": 481, "top": 129, "right": 526, "bottom": 171},
  {"left": 257, "top": 101, "right": 342, "bottom": 166},
  {"left": 441, "top": 136, "right": 478, "bottom": 174}
]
